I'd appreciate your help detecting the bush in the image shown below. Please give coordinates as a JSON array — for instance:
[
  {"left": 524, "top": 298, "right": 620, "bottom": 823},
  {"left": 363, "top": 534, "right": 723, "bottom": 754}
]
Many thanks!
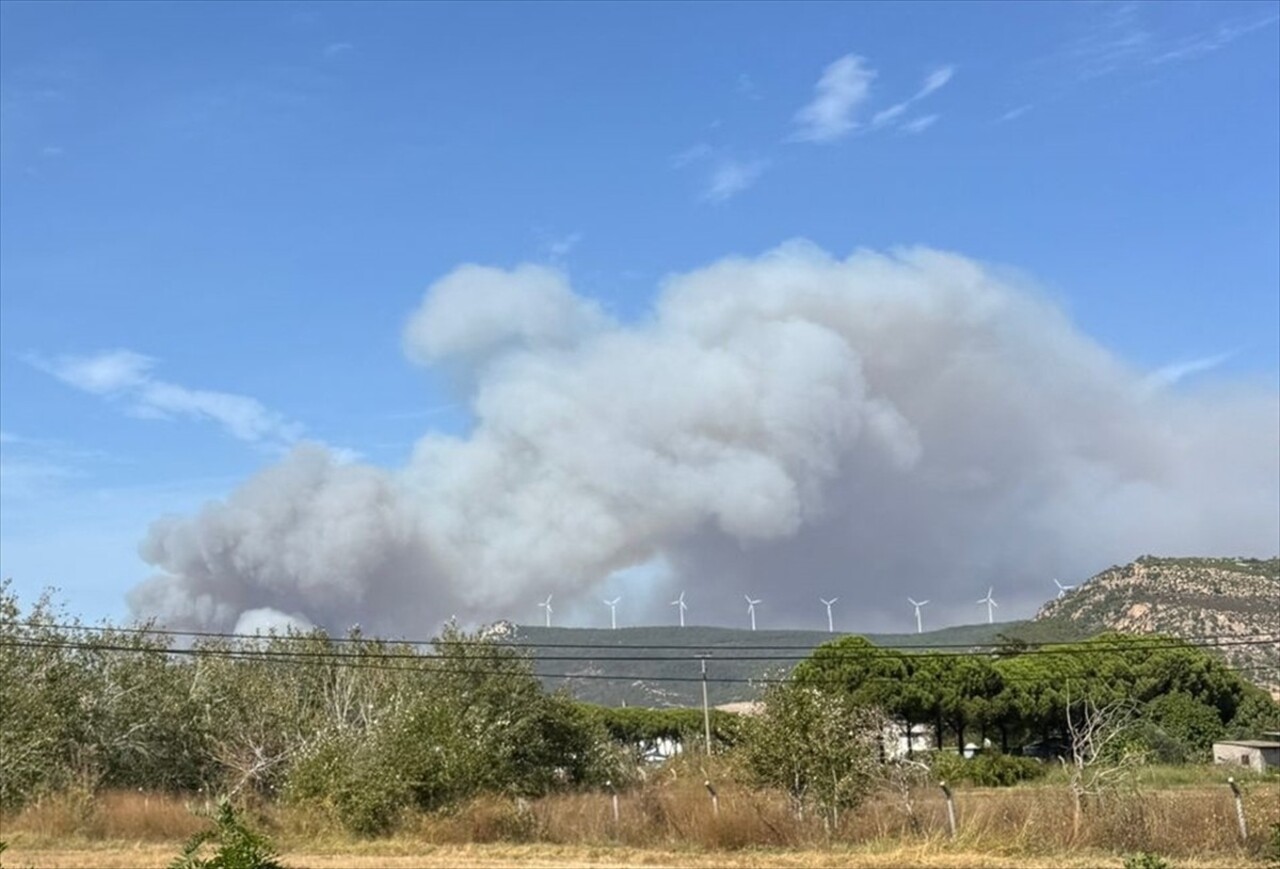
[
  {"left": 169, "top": 798, "right": 284, "bottom": 869},
  {"left": 1123, "top": 853, "right": 1170, "bottom": 869},
  {"left": 928, "top": 751, "right": 1046, "bottom": 787},
  {"left": 1265, "top": 821, "right": 1280, "bottom": 866}
]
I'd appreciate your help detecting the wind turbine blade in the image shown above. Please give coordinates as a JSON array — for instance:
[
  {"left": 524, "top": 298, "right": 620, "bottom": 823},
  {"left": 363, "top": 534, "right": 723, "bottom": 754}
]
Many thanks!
[
  {"left": 830, "top": 597, "right": 838, "bottom": 604},
  {"left": 919, "top": 600, "right": 929, "bottom": 606}
]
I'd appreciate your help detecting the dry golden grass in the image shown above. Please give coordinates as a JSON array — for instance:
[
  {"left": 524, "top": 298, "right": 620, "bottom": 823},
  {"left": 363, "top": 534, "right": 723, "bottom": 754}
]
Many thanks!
[
  {"left": 3, "top": 773, "right": 1277, "bottom": 868},
  {"left": 1, "top": 843, "right": 1271, "bottom": 869}
]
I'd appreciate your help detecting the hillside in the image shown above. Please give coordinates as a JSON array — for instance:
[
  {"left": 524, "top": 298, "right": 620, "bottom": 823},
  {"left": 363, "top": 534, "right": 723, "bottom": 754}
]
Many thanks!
[
  {"left": 1034, "top": 555, "right": 1280, "bottom": 694},
  {"left": 511, "top": 619, "right": 1085, "bottom": 707}
]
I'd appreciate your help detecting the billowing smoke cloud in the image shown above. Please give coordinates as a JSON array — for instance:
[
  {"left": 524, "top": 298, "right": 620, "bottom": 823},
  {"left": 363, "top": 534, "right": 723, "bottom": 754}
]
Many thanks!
[{"left": 128, "top": 242, "right": 1280, "bottom": 635}]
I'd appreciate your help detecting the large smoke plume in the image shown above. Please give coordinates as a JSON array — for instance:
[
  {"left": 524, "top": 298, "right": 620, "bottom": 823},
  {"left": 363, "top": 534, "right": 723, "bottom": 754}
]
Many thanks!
[{"left": 128, "top": 242, "right": 1280, "bottom": 635}]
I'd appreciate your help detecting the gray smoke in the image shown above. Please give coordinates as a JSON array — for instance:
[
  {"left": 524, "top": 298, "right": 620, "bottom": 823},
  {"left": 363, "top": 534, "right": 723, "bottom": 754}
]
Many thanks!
[{"left": 128, "top": 242, "right": 1280, "bottom": 635}]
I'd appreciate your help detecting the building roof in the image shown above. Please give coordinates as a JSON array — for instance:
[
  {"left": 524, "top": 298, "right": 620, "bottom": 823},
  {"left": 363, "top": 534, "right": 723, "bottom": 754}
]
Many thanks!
[{"left": 1213, "top": 740, "right": 1280, "bottom": 749}]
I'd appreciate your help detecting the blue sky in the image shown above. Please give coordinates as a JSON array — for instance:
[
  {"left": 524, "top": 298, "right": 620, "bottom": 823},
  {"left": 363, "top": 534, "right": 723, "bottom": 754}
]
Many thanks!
[{"left": 2, "top": 1, "right": 1277, "bottom": 627}]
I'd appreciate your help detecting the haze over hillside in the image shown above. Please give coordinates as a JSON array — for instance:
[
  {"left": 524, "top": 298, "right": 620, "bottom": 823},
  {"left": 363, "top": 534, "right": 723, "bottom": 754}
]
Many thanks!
[{"left": 512, "top": 556, "right": 1278, "bottom": 706}]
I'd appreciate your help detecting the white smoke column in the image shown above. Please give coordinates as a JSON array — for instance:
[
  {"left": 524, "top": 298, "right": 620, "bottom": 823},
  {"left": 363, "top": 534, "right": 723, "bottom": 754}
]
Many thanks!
[{"left": 129, "top": 242, "right": 1280, "bottom": 634}]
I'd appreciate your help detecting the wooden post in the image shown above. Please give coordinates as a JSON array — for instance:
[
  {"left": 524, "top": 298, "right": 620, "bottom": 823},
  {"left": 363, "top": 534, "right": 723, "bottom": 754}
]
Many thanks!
[
  {"left": 1228, "top": 778, "right": 1247, "bottom": 842},
  {"left": 704, "top": 780, "right": 719, "bottom": 816},
  {"left": 700, "top": 655, "right": 712, "bottom": 756},
  {"left": 940, "top": 781, "right": 956, "bottom": 839},
  {"left": 606, "top": 779, "right": 619, "bottom": 826}
]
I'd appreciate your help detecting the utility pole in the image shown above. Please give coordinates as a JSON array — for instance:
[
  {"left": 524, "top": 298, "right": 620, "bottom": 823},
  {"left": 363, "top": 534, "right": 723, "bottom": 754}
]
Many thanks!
[{"left": 699, "top": 655, "right": 712, "bottom": 756}]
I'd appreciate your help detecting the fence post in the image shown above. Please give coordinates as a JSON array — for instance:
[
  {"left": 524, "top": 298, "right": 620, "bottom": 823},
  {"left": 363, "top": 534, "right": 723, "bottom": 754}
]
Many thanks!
[
  {"left": 607, "top": 779, "right": 619, "bottom": 825},
  {"left": 704, "top": 779, "right": 719, "bottom": 816},
  {"left": 940, "top": 781, "right": 956, "bottom": 839},
  {"left": 1228, "top": 778, "right": 1247, "bottom": 842},
  {"left": 699, "top": 655, "right": 712, "bottom": 756}
]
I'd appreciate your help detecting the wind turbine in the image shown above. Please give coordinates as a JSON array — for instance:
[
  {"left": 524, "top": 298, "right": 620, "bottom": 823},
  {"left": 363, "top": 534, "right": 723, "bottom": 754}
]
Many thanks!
[
  {"left": 978, "top": 587, "right": 998, "bottom": 625},
  {"left": 820, "top": 597, "right": 839, "bottom": 633},
  {"left": 671, "top": 591, "right": 688, "bottom": 627},
  {"left": 907, "top": 597, "right": 929, "bottom": 634},
  {"left": 1053, "top": 578, "right": 1074, "bottom": 599},
  {"left": 603, "top": 596, "right": 621, "bottom": 630},
  {"left": 538, "top": 594, "right": 553, "bottom": 628},
  {"left": 744, "top": 595, "right": 761, "bottom": 631}
]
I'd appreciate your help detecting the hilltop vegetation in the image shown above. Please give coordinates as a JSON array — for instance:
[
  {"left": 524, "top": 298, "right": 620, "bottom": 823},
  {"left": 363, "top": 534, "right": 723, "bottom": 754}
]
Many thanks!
[
  {"left": 516, "top": 620, "right": 1086, "bottom": 707},
  {"left": 1036, "top": 556, "right": 1280, "bottom": 694}
]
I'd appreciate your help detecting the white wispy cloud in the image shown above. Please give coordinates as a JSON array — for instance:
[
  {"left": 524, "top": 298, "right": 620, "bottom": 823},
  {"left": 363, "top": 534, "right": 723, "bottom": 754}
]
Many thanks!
[
  {"left": 870, "top": 65, "right": 955, "bottom": 132},
  {"left": 1146, "top": 351, "right": 1235, "bottom": 388},
  {"left": 997, "top": 104, "right": 1033, "bottom": 123},
  {"left": 1149, "top": 14, "right": 1279, "bottom": 65},
  {"left": 917, "top": 65, "right": 955, "bottom": 98},
  {"left": 36, "top": 348, "right": 154, "bottom": 394},
  {"left": 543, "top": 231, "right": 583, "bottom": 261},
  {"left": 1062, "top": 6, "right": 1277, "bottom": 80},
  {"left": 31, "top": 349, "right": 303, "bottom": 447},
  {"left": 702, "top": 158, "right": 767, "bottom": 203},
  {"left": 791, "top": 54, "right": 876, "bottom": 143},
  {"left": 870, "top": 103, "right": 909, "bottom": 129},
  {"left": 900, "top": 115, "right": 939, "bottom": 135}
]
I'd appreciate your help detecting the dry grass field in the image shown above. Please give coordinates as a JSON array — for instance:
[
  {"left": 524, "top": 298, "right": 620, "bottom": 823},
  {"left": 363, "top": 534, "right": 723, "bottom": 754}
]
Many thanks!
[{"left": 4, "top": 776, "right": 1278, "bottom": 869}]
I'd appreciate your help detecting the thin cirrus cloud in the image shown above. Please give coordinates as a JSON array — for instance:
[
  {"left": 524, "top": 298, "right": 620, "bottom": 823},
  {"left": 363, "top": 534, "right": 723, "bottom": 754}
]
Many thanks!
[
  {"left": 870, "top": 65, "right": 954, "bottom": 132},
  {"left": 702, "top": 158, "right": 768, "bottom": 203},
  {"left": 670, "top": 144, "right": 767, "bottom": 203},
  {"left": 1061, "top": 5, "right": 1277, "bottom": 81},
  {"left": 790, "top": 54, "right": 877, "bottom": 143},
  {"left": 29, "top": 349, "right": 304, "bottom": 448},
  {"left": 900, "top": 114, "right": 938, "bottom": 135}
]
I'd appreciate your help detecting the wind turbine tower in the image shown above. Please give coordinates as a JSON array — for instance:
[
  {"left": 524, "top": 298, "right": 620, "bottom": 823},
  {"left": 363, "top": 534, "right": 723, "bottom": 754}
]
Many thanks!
[
  {"left": 820, "top": 597, "right": 838, "bottom": 633},
  {"left": 744, "top": 595, "right": 761, "bottom": 631},
  {"left": 907, "top": 597, "right": 929, "bottom": 634},
  {"left": 603, "top": 596, "right": 621, "bottom": 630},
  {"left": 671, "top": 591, "right": 688, "bottom": 627},
  {"left": 1053, "top": 578, "right": 1074, "bottom": 599},
  {"left": 978, "top": 587, "right": 998, "bottom": 625},
  {"left": 538, "top": 594, "right": 553, "bottom": 628}
]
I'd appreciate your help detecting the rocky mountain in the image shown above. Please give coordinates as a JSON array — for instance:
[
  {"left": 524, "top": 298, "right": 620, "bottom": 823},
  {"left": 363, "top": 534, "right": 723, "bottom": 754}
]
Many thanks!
[{"left": 1034, "top": 556, "right": 1280, "bottom": 695}]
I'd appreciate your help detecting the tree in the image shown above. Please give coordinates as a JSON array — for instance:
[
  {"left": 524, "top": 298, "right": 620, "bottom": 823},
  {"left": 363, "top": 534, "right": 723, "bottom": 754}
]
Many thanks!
[
  {"left": 1065, "top": 695, "right": 1144, "bottom": 839},
  {"left": 738, "top": 680, "right": 883, "bottom": 826}
]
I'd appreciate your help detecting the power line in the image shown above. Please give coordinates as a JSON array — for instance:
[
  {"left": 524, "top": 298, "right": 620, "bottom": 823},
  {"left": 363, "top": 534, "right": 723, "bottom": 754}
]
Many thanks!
[
  {"left": 0, "top": 637, "right": 1273, "bottom": 688},
  {"left": 5, "top": 619, "right": 1274, "bottom": 657},
  {"left": 1, "top": 633, "right": 1274, "bottom": 666}
]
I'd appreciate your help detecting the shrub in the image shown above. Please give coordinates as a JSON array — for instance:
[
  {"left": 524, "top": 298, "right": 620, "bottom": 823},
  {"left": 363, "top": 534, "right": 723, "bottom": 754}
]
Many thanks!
[
  {"left": 1123, "top": 853, "right": 1171, "bottom": 869},
  {"left": 928, "top": 751, "right": 1046, "bottom": 787},
  {"left": 737, "top": 682, "right": 883, "bottom": 821},
  {"left": 1265, "top": 821, "right": 1280, "bottom": 867},
  {"left": 169, "top": 798, "right": 284, "bottom": 869}
]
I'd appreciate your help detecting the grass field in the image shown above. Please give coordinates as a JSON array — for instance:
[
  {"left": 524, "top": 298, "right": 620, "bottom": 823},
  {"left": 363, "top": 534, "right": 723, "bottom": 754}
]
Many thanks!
[
  {"left": 4, "top": 771, "right": 1277, "bottom": 869},
  {"left": 2, "top": 842, "right": 1271, "bottom": 869}
]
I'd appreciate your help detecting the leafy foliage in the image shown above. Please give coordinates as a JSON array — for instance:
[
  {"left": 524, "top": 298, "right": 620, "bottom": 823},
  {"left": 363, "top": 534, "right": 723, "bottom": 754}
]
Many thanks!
[
  {"left": 738, "top": 680, "right": 883, "bottom": 821},
  {"left": 169, "top": 798, "right": 284, "bottom": 869},
  {"left": 928, "top": 751, "right": 1046, "bottom": 787}
]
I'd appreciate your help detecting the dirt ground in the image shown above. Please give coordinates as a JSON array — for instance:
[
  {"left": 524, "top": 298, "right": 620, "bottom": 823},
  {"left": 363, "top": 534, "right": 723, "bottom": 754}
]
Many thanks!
[{"left": 2, "top": 842, "right": 1270, "bottom": 869}]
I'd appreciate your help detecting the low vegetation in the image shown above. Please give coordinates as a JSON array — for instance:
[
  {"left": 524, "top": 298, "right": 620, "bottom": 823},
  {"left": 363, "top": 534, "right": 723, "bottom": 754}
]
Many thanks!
[{"left": 3, "top": 579, "right": 1279, "bottom": 867}]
